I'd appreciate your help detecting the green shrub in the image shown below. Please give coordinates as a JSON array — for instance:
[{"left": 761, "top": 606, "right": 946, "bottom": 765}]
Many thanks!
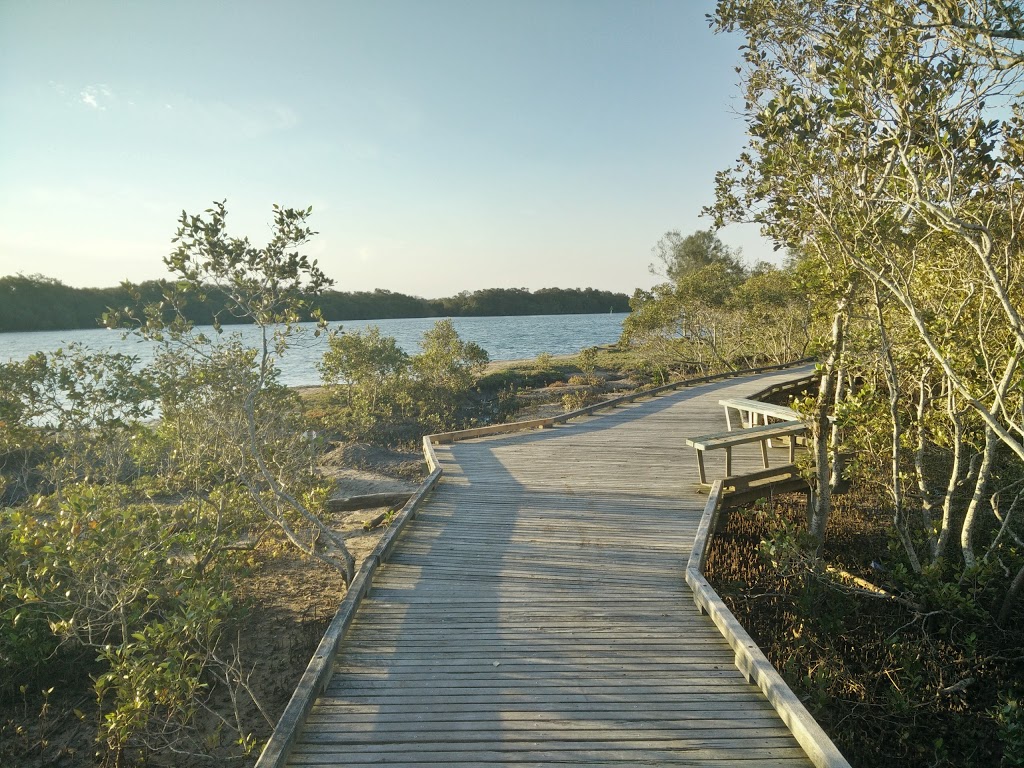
[
  {"left": 996, "top": 693, "right": 1024, "bottom": 767},
  {"left": 0, "top": 484, "right": 243, "bottom": 763},
  {"left": 318, "top": 319, "right": 490, "bottom": 442}
]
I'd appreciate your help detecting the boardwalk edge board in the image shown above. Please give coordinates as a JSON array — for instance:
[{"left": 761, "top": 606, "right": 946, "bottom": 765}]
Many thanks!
[
  {"left": 429, "top": 357, "right": 816, "bottom": 444},
  {"left": 253, "top": 467, "right": 442, "bottom": 768},
  {"left": 255, "top": 358, "right": 815, "bottom": 768},
  {"left": 685, "top": 479, "right": 852, "bottom": 768}
]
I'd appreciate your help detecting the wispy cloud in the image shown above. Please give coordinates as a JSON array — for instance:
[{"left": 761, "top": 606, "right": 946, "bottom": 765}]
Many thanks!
[
  {"left": 155, "top": 95, "right": 299, "bottom": 138},
  {"left": 57, "top": 80, "right": 298, "bottom": 139},
  {"left": 79, "top": 84, "right": 114, "bottom": 110}
]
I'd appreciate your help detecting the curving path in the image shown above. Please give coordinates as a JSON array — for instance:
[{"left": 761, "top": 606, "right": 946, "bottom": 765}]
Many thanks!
[{"left": 286, "top": 367, "right": 816, "bottom": 767}]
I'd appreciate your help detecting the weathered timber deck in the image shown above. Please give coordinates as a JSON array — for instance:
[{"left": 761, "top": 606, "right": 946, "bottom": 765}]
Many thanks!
[{"left": 287, "top": 367, "right": 816, "bottom": 767}]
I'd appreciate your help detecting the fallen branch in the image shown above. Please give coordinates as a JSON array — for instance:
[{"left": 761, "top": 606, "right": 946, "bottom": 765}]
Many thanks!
[
  {"left": 362, "top": 510, "right": 393, "bottom": 531},
  {"left": 326, "top": 492, "right": 412, "bottom": 512},
  {"left": 825, "top": 566, "right": 924, "bottom": 612}
]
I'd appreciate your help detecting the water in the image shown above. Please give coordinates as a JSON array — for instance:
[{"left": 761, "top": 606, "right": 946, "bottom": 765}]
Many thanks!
[{"left": 0, "top": 314, "right": 628, "bottom": 387}]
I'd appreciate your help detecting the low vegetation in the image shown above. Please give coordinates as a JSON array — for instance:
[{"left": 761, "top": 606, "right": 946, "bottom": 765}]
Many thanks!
[
  {"left": 705, "top": 490, "right": 1024, "bottom": 767},
  {"left": 0, "top": 203, "right": 644, "bottom": 767}
]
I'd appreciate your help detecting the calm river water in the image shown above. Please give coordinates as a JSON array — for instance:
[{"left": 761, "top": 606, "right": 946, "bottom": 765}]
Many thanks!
[{"left": 0, "top": 314, "right": 628, "bottom": 387}]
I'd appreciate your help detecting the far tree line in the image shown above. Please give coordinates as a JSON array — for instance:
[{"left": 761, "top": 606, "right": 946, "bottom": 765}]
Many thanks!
[{"left": 0, "top": 274, "right": 630, "bottom": 333}]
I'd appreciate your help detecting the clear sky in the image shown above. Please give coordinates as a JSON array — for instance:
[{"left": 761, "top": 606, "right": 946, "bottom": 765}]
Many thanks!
[{"left": 0, "top": 0, "right": 770, "bottom": 298}]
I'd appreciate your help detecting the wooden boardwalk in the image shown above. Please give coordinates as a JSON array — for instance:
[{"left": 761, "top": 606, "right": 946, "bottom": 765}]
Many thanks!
[{"left": 287, "top": 368, "right": 816, "bottom": 767}]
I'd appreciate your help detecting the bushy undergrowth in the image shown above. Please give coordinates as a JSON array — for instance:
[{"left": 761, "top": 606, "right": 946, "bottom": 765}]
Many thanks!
[
  {"left": 705, "top": 490, "right": 1024, "bottom": 767},
  {"left": 310, "top": 319, "right": 490, "bottom": 444},
  {"left": 0, "top": 343, "right": 309, "bottom": 765}
]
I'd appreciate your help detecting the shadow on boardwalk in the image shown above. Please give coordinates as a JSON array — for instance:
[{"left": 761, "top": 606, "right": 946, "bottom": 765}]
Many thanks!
[{"left": 286, "top": 370, "right": 815, "bottom": 767}]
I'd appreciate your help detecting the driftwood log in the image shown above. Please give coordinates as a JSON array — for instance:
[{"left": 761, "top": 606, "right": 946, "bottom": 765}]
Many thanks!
[{"left": 326, "top": 492, "right": 413, "bottom": 513}]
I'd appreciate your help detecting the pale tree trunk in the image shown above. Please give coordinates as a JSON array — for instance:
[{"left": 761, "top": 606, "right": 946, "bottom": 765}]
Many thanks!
[
  {"left": 874, "top": 283, "right": 921, "bottom": 572},
  {"left": 962, "top": 426, "right": 998, "bottom": 571},
  {"left": 245, "top": 363, "right": 356, "bottom": 583},
  {"left": 809, "top": 289, "right": 852, "bottom": 547},
  {"left": 999, "top": 561, "right": 1024, "bottom": 625},
  {"left": 842, "top": 251, "right": 1024, "bottom": 470},
  {"left": 828, "top": 356, "right": 847, "bottom": 496},
  {"left": 914, "top": 366, "right": 939, "bottom": 556},
  {"left": 995, "top": 487, "right": 1024, "bottom": 624},
  {"left": 987, "top": 485, "right": 1024, "bottom": 562},
  {"left": 935, "top": 383, "right": 967, "bottom": 561}
]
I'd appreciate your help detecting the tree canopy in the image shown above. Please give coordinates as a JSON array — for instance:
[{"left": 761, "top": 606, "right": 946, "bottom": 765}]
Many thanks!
[{"left": 707, "top": 0, "right": 1024, "bottom": 578}]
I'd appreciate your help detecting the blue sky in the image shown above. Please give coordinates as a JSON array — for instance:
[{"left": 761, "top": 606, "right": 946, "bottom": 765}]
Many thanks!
[{"left": 0, "top": 0, "right": 770, "bottom": 297}]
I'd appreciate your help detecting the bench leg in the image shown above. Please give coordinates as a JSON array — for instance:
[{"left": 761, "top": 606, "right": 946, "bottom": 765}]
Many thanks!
[
  {"left": 723, "top": 406, "right": 734, "bottom": 431},
  {"left": 724, "top": 447, "right": 732, "bottom": 478},
  {"left": 696, "top": 450, "right": 708, "bottom": 485},
  {"left": 760, "top": 438, "right": 770, "bottom": 469},
  {"left": 789, "top": 438, "right": 797, "bottom": 464}
]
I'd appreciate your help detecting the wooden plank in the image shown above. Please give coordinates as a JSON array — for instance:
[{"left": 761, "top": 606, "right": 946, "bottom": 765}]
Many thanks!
[
  {"left": 719, "top": 397, "right": 800, "bottom": 430},
  {"left": 268, "top": 366, "right": 829, "bottom": 768},
  {"left": 289, "top": 742, "right": 810, "bottom": 757},
  {"left": 307, "top": 694, "right": 782, "bottom": 710},
  {"left": 686, "top": 420, "right": 807, "bottom": 450}
]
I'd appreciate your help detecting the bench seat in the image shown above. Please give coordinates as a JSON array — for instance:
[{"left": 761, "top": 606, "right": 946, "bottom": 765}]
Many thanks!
[
  {"left": 719, "top": 397, "right": 801, "bottom": 431},
  {"left": 686, "top": 420, "right": 808, "bottom": 485}
]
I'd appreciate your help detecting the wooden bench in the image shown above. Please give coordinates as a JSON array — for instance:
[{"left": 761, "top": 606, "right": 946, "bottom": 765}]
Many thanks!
[
  {"left": 719, "top": 397, "right": 800, "bottom": 431},
  {"left": 686, "top": 420, "right": 808, "bottom": 485}
]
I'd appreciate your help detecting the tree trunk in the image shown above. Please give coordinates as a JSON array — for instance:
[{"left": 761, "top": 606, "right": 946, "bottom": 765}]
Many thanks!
[
  {"left": 998, "top": 559, "right": 1024, "bottom": 626},
  {"left": 914, "top": 367, "right": 938, "bottom": 553},
  {"left": 809, "top": 292, "right": 851, "bottom": 547},
  {"left": 935, "top": 383, "right": 966, "bottom": 561},
  {"left": 962, "top": 426, "right": 998, "bottom": 571},
  {"left": 874, "top": 282, "right": 921, "bottom": 571}
]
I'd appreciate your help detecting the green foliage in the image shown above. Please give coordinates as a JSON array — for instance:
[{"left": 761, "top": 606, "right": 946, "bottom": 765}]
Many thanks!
[
  {"left": 3, "top": 201, "right": 370, "bottom": 763},
  {"left": 412, "top": 319, "right": 489, "bottom": 429},
  {"left": 0, "top": 202, "right": 371, "bottom": 763},
  {"left": 0, "top": 484, "right": 242, "bottom": 762},
  {"left": 649, "top": 228, "right": 745, "bottom": 284},
  {"left": 317, "top": 326, "right": 412, "bottom": 440},
  {"left": 0, "top": 346, "right": 156, "bottom": 504},
  {"left": 150, "top": 340, "right": 317, "bottom": 494},
  {"left": 561, "top": 390, "right": 596, "bottom": 413},
  {"left": 163, "top": 201, "right": 330, "bottom": 336},
  {"left": 110, "top": 201, "right": 355, "bottom": 579},
  {"left": 706, "top": 0, "right": 1024, "bottom": 582},
  {"left": 623, "top": 233, "right": 811, "bottom": 374},
  {"left": 94, "top": 582, "right": 233, "bottom": 764},
  {"left": 576, "top": 347, "right": 599, "bottom": 378},
  {"left": 0, "top": 273, "right": 630, "bottom": 333},
  {"left": 425, "top": 286, "right": 629, "bottom": 317},
  {"left": 996, "top": 693, "right": 1024, "bottom": 768},
  {"left": 317, "top": 319, "right": 490, "bottom": 441},
  {"left": 708, "top": 490, "right": 1024, "bottom": 766}
]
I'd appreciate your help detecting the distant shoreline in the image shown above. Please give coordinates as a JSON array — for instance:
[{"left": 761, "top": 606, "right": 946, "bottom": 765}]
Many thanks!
[{"left": 0, "top": 275, "right": 632, "bottom": 334}]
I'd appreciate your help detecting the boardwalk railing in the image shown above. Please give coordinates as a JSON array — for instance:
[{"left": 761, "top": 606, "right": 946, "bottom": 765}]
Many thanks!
[
  {"left": 686, "top": 371, "right": 849, "bottom": 767},
  {"left": 255, "top": 357, "right": 818, "bottom": 768},
  {"left": 686, "top": 486, "right": 851, "bottom": 768}
]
